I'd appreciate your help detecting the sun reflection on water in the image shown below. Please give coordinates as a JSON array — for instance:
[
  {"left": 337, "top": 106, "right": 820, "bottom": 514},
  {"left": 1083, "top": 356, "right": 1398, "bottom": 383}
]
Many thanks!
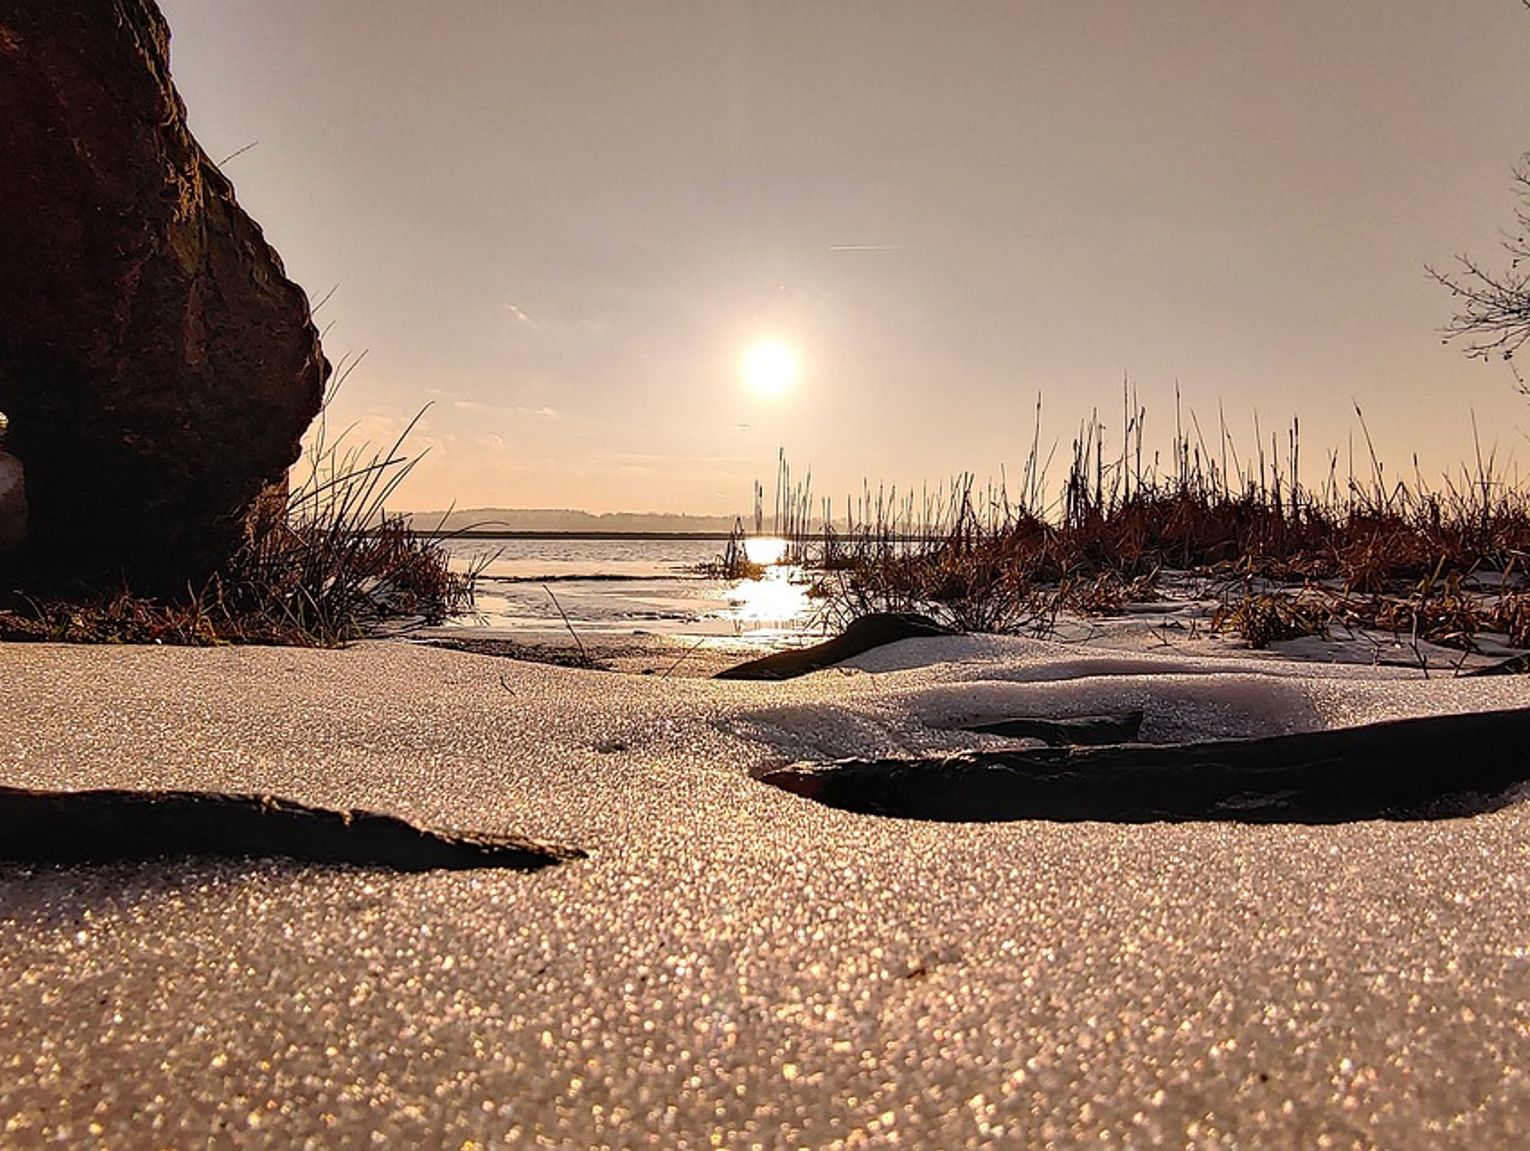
[
  {"left": 743, "top": 535, "right": 788, "bottom": 566},
  {"left": 724, "top": 564, "right": 812, "bottom": 628},
  {"left": 724, "top": 537, "right": 813, "bottom": 630}
]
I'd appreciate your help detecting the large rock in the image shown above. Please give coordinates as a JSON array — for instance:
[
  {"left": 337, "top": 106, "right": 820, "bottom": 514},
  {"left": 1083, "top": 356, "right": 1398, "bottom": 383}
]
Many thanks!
[
  {"left": 0, "top": 444, "right": 24, "bottom": 549},
  {"left": 0, "top": 1, "right": 328, "bottom": 588}
]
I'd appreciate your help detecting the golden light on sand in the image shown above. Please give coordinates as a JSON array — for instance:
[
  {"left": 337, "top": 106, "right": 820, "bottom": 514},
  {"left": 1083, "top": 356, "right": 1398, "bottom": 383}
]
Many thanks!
[{"left": 740, "top": 338, "right": 799, "bottom": 397}]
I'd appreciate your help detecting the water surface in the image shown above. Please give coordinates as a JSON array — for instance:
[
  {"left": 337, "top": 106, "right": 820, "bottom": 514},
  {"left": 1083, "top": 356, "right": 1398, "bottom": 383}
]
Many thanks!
[{"left": 441, "top": 535, "right": 817, "bottom": 648}]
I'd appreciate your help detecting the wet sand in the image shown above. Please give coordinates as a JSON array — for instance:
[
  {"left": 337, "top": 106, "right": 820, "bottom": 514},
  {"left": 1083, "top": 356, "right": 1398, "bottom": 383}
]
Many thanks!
[{"left": 1, "top": 638, "right": 1527, "bottom": 1148}]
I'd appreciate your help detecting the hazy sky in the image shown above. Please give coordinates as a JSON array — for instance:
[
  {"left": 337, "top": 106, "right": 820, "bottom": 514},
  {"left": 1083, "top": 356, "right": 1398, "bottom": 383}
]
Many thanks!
[{"left": 158, "top": 1, "right": 1530, "bottom": 514}]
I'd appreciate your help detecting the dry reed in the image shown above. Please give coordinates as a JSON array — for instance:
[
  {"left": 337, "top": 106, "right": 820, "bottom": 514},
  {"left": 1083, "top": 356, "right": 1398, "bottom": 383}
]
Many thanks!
[{"left": 786, "top": 389, "right": 1530, "bottom": 654}]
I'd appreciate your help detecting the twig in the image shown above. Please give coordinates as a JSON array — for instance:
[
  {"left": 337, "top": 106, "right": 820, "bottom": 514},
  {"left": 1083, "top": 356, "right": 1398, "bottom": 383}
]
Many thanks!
[
  {"left": 217, "top": 140, "right": 259, "bottom": 166},
  {"left": 660, "top": 637, "right": 709, "bottom": 679},
  {"left": 543, "top": 584, "right": 591, "bottom": 667}
]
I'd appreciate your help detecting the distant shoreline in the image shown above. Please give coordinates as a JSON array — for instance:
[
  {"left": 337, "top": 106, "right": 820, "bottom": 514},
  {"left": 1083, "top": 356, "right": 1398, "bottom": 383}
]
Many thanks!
[
  {"left": 400, "top": 508, "right": 751, "bottom": 535},
  {"left": 409, "top": 529, "right": 734, "bottom": 541}
]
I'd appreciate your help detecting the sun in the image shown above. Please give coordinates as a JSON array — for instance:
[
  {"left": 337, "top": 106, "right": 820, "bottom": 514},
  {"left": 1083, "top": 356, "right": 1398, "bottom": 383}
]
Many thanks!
[{"left": 740, "top": 338, "right": 800, "bottom": 397}]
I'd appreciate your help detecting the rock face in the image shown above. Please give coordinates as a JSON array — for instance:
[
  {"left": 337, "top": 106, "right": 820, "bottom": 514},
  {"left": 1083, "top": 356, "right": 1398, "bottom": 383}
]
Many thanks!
[
  {"left": 0, "top": 1, "right": 328, "bottom": 588},
  {"left": 0, "top": 446, "right": 25, "bottom": 549}
]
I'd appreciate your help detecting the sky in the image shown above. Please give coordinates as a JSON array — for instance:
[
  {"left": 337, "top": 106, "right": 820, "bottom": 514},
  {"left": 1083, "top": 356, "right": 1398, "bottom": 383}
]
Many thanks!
[{"left": 157, "top": 0, "right": 1530, "bottom": 515}]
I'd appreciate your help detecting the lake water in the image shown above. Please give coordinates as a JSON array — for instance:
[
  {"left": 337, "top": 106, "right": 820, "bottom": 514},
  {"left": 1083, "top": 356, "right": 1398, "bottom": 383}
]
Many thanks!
[{"left": 439, "top": 535, "right": 819, "bottom": 648}]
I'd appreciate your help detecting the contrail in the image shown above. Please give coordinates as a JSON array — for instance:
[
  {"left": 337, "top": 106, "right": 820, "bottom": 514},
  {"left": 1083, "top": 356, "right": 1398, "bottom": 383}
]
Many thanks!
[{"left": 828, "top": 244, "right": 907, "bottom": 252}]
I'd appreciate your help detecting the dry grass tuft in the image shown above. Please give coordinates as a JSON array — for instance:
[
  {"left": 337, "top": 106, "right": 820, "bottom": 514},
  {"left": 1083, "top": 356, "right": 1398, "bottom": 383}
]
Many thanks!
[
  {"left": 0, "top": 367, "right": 476, "bottom": 646},
  {"left": 693, "top": 518, "right": 765, "bottom": 581}
]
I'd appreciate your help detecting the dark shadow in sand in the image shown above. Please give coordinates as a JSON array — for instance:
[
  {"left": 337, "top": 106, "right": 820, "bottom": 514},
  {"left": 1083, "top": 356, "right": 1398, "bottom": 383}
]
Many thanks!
[
  {"left": 714, "top": 612, "right": 953, "bottom": 680},
  {"left": 758, "top": 707, "right": 1530, "bottom": 824},
  {"left": 960, "top": 710, "right": 1145, "bottom": 746},
  {"left": 0, "top": 787, "right": 584, "bottom": 871}
]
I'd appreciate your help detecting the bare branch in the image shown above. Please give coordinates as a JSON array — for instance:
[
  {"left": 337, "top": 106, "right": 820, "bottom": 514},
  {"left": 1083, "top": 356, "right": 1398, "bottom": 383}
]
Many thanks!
[{"left": 1430, "top": 156, "right": 1530, "bottom": 363}]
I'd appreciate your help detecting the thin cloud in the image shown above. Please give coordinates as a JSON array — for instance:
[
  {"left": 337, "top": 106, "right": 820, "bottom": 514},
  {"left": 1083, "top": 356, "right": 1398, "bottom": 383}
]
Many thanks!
[
  {"left": 594, "top": 451, "right": 753, "bottom": 465},
  {"left": 450, "top": 399, "right": 558, "bottom": 419}
]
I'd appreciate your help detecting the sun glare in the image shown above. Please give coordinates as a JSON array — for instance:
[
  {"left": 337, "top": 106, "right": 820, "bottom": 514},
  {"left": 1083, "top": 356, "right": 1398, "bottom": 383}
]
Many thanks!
[{"left": 741, "top": 338, "right": 800, "bottom": 397}]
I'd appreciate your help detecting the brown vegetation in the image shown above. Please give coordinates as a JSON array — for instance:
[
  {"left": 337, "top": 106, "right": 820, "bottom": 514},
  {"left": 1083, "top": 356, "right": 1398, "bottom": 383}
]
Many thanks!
[{"left": 789, "top": 396, "right": 1530, "bottom": 655}]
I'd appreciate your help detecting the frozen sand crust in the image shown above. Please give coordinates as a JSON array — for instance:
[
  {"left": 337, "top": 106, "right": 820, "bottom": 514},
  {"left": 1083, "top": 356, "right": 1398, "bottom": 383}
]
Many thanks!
[{"left": 0, "top": 638, "right": 1527, "bottom": 1147}]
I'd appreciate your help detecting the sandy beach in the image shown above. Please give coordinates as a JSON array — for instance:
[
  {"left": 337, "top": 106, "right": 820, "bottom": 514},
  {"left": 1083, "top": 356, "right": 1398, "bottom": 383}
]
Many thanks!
[
  {"left": 0, "top": 636, "right": 1527, "bottom": 1148},
  {"left": 8, "top": 0, "right": 1530, "bottom": 1144}
]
